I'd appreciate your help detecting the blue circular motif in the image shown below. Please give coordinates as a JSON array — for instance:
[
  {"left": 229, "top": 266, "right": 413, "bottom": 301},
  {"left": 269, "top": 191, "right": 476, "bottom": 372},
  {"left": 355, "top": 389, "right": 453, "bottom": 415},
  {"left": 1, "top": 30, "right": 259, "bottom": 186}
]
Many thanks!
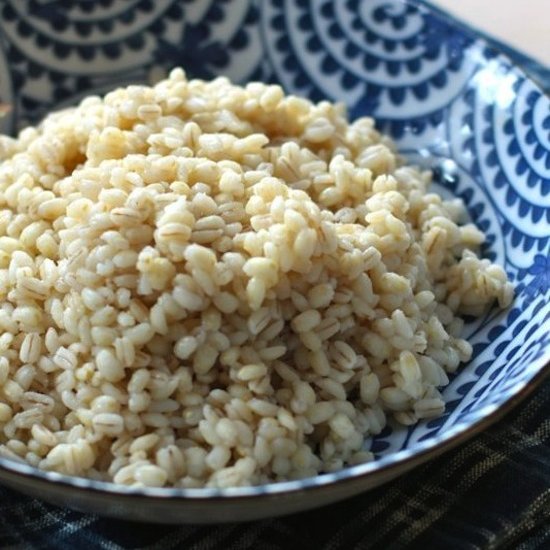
[
  {"left": 450, "top": 59, "right": 550, "bottom": 259},
  {"left": 1, "top": 0, "right": 263, "bottom": 126},
  {"left": 261, "top": 0, "right": 475, "bottom": 138}
]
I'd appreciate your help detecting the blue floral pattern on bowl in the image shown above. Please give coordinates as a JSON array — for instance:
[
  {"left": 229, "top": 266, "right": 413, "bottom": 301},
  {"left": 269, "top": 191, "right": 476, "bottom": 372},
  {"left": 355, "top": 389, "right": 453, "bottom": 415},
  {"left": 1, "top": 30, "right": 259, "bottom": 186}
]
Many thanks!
[{"left": 0, "top": 0, "right": 548, "bottom": 519}]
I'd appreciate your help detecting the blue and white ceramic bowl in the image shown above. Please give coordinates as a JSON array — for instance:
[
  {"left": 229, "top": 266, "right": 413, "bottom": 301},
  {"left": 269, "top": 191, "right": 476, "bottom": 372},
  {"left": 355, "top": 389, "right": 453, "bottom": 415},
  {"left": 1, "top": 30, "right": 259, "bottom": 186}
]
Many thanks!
[{"left": 0, "top": 0, "right": 548, "bottom": 523}]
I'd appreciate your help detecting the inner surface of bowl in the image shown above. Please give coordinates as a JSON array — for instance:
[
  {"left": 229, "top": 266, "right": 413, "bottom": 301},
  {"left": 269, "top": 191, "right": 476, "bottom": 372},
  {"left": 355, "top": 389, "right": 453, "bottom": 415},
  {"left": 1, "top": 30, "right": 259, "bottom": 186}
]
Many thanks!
[{"left": 0, "top": 0, "right": 548, "bottom": 520}]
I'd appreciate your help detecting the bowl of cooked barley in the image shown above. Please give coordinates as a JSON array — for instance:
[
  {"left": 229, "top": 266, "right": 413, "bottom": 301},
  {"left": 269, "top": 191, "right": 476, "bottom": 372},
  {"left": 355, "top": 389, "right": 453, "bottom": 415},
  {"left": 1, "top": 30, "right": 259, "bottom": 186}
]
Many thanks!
[{"left": 0, "top": 0, "right": 548, "bottom": 522}]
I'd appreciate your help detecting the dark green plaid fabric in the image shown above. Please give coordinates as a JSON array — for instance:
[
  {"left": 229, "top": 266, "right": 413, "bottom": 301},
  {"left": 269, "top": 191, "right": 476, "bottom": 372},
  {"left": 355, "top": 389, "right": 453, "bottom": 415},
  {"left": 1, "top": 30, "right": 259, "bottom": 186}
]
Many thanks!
[{"left": 0, "top": 375, "right": 548, "bottom": 550}]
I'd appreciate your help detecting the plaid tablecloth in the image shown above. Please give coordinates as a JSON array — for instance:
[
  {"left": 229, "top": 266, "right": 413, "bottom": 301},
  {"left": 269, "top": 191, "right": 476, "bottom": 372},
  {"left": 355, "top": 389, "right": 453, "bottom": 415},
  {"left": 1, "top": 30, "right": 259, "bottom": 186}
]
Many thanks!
[{"left": 0, "top": 375, "right": 548, "bottom": 550}]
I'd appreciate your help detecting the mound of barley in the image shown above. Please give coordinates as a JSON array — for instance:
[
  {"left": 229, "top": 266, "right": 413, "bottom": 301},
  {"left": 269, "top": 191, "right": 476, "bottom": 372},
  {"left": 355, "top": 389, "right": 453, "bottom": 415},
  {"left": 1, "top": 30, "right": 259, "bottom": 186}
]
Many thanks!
[{"left": 0, "top": 69, "right": 513, "bottom": 488}]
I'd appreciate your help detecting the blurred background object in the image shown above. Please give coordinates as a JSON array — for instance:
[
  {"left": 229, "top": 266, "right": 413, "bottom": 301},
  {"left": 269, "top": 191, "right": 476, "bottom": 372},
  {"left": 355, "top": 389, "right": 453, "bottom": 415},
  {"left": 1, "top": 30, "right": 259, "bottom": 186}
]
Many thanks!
[{"left": 433, "top": 0, "right": 550, "bottom": 66}]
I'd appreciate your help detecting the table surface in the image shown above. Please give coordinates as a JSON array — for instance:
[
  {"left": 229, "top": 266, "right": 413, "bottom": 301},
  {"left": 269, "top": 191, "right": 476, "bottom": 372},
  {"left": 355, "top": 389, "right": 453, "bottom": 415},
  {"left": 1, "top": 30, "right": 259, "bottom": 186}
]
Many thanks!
[{"left": 433, "top": 0, "right": 550, "bottom": 66}]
